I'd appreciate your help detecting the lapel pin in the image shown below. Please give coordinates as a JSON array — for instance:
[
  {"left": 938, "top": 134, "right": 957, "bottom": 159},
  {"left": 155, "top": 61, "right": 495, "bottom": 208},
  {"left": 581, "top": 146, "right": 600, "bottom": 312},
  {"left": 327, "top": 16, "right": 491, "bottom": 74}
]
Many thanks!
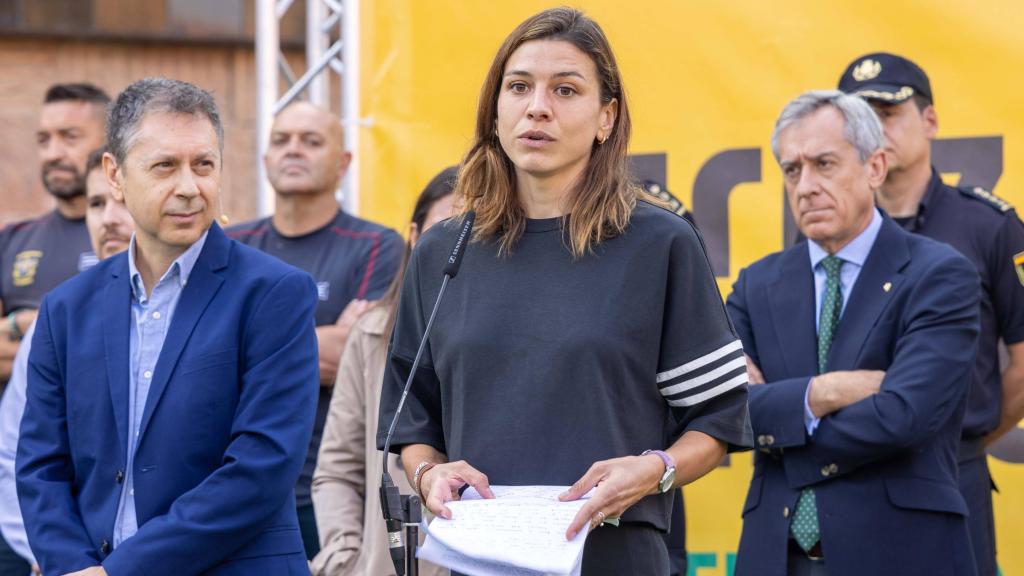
[{"left": 883, "top": 282, "right": 892, "bottom": 292}]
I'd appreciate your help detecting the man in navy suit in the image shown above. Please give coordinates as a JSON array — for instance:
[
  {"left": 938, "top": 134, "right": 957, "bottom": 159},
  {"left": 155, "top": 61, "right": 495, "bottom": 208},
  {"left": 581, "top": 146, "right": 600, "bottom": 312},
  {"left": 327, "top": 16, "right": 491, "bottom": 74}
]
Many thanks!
[
  {"left": 16, "top": 78, "right": 319, "bottom": 576},
  {"left": 729, "top": 90, "right": 981, "bottom": 576}
]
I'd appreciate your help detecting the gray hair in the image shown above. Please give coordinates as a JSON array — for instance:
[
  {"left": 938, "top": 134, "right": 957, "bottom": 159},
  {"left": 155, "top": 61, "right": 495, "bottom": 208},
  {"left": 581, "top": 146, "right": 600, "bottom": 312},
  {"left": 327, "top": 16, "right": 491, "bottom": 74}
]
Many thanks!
[
  {"left": 770, "top": 90, "right": 884, "bottom": 163},
  {"left": 106, "top": 77, "right": 224, "bottom": 165}
]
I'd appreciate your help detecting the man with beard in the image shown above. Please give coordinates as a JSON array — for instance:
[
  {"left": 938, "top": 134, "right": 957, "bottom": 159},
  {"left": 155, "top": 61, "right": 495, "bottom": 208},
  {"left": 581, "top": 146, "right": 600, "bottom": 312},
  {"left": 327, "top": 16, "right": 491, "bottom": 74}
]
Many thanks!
[
  {"left": 0, "top": 82, "right": 107, "bottom": 573},
  {"left": 0, "top": 84, "right": 109, "bottom": 383},
  {"left": 227, "top": 101, "right": 402, "bottom": 558},
  {"left": 0, "top": 147, "right": 134, "bottom": 575}
]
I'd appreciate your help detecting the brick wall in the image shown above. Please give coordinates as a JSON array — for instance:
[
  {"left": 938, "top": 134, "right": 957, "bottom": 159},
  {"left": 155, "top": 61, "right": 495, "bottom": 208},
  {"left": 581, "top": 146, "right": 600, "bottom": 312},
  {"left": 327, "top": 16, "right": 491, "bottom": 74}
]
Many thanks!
[{"left": 0, "top": 37, "right": 311, "bottom": 227}]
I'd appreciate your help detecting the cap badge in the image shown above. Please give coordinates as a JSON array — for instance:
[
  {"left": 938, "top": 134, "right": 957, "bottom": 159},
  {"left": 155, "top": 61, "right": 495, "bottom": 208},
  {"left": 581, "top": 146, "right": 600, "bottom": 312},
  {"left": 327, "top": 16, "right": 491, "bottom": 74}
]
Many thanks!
[{"left": 852, "top": 59, "right": 882, "bottom": 82}]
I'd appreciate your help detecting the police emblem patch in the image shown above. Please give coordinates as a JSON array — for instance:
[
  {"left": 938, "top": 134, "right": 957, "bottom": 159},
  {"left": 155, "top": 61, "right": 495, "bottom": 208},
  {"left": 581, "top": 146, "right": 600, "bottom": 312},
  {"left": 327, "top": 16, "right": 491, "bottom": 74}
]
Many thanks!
[
  {"left": 1015, "top": 251, "right": 1024, "bottom": 287},
  {"left": 12, "top": 250, "right": 42, "bottom": 287},
  {"left": 852, "top": 59, "right": 882, "bottom": 82}
]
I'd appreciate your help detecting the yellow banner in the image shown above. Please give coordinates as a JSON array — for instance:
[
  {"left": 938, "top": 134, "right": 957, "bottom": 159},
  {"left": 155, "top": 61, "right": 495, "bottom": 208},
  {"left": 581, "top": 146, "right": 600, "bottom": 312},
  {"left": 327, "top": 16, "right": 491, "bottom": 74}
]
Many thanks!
[{"left": 358, "top": 2, "right": 1024, "bottom": 574}]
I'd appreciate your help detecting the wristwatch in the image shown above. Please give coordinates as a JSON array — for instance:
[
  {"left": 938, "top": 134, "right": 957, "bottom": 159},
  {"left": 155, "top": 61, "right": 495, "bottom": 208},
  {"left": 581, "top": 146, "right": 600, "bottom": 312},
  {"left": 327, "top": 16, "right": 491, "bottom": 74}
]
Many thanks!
[{"left": 641, "top": 449, "right": 676, "bottom": 493}]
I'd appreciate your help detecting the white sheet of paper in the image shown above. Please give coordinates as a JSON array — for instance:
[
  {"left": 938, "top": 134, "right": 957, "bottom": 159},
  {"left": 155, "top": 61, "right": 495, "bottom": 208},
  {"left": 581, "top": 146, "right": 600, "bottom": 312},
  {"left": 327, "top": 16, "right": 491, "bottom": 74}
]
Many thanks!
[
  {"left": 418, "top": 485, "right": 592, "bottom": 575},
  {"left": 419, "top": 533, "right": 582, "bottom": 576}
]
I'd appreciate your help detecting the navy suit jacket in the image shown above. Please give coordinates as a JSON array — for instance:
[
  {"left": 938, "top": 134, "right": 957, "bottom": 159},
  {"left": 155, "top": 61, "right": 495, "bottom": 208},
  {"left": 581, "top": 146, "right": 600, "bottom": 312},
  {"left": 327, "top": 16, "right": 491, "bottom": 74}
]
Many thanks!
[
  {"left": 727, "top": 217, "right": 980, "bottom": 576},
  {"left": 16, "top": 224, "right": 320, "bottom": 576}
]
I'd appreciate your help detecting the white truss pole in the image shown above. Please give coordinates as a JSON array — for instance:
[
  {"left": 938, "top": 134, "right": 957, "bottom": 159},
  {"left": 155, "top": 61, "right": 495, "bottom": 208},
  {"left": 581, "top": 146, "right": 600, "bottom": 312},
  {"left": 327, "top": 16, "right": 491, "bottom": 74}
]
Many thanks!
[
  {"left": 255, "top": 0, "right": 280, "bottom": 218},
  {"left": 341, "top": 0, "right": 360, "bottom": 215},
  {"left": 305, "top": 0, "right": 329, "bottom": 107}
]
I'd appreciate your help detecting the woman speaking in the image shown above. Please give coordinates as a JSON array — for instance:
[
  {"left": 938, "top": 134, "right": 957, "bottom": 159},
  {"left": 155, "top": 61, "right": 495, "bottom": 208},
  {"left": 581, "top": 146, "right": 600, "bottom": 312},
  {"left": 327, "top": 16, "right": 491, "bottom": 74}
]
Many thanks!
[{"left": 378, "top": 7, "right": 751, "bottom": 573}]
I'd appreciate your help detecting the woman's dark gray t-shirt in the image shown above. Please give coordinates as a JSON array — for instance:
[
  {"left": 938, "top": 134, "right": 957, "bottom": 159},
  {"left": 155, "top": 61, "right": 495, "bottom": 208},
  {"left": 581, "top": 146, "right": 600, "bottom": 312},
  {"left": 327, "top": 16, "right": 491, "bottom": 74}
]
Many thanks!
[{"left": 379, "top": 201, "right": 752, "bottom": 530}]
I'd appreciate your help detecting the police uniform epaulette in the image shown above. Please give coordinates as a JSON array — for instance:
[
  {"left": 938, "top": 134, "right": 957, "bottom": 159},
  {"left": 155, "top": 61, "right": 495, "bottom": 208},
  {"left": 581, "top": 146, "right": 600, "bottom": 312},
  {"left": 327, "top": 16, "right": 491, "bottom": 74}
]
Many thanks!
[
  {"left": 958, "top": 186, "right": 1014, "bottom": 213},
  {"left": 640, "top": 182, "right": 689, "bottom": 220}
]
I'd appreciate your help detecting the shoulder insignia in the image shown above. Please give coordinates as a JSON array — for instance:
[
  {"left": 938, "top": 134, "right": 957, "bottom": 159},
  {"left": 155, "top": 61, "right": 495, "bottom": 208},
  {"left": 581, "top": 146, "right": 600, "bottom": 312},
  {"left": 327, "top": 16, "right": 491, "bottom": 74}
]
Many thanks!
[
  {"left": 642, "top": 182, "right": 689, "bottom": 219},
  {"left": 959, "top": 186, "right": 1013, "bottom": 213}
]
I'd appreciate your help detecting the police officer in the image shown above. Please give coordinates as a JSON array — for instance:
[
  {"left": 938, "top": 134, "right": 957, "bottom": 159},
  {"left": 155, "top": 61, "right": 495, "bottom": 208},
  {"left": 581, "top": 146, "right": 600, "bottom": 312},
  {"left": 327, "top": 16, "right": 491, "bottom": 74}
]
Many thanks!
[{"left": 839, "top": 52, "right": 1024, "bottom": 576}]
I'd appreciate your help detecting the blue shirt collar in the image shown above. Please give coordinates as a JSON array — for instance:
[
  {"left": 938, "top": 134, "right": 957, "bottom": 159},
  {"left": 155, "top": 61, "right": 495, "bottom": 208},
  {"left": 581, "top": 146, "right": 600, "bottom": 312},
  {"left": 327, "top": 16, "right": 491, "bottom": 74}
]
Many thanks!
[
  {"left": 808, "top": 208, "right": 882, "bottom": 270},
  {"left": 128, "top": 230, "right": 209, "bottom": 303}
]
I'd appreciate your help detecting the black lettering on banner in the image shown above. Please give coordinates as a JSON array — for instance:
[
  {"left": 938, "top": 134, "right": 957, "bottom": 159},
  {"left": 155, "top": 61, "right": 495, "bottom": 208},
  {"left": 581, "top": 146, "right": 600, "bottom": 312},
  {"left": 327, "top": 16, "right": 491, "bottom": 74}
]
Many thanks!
[
  {"left": 783, "top": 188, "right": 800, "bottom": 248},
  {"left": 932, "top": 136, "right": 1003, "bottom": 190},
  {"left": 628, "top": 153, "right": 668, "bottom": 190},
  {"left": 692, "top": 149, "right": 762, "bottom": 277}
]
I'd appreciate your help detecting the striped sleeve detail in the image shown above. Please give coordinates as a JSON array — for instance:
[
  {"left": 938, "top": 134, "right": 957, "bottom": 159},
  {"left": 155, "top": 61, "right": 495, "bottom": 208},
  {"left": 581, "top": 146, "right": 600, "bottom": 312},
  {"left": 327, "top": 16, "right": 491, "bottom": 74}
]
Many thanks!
[{"left": 658, "top": 340, "right": 747, "bottom": 407}]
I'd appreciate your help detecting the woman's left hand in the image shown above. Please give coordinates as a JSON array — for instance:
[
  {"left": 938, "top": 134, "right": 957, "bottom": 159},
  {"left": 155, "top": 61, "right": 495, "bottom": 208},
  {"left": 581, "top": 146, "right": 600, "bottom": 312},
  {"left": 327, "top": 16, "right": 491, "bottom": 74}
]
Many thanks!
[{"left": 558, "top": 454, "right": 667, "bottom": 540}]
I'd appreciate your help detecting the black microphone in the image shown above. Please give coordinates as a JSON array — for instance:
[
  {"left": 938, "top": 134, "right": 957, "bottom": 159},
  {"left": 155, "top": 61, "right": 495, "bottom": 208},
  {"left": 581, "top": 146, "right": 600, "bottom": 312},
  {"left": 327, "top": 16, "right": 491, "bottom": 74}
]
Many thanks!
[
  {"left": 380, "top": 211, "right": 476, "bottom": 576},
  {"left": 442, "top": 210, "right": 475, "bottom": 278}
]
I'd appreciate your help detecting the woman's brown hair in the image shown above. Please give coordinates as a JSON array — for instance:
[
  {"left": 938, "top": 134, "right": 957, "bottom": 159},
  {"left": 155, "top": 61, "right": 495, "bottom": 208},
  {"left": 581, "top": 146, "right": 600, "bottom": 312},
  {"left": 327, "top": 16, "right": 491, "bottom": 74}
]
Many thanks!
[{"left": 455, "top": 6, "right": 639, "bottom": 258}]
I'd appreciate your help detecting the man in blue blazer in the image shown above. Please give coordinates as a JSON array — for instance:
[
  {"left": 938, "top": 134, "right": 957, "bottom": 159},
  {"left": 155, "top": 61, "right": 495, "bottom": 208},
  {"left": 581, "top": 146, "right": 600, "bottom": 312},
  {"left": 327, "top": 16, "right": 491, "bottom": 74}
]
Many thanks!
[
  {"left": 729, "top": 90, "right": 981, "bottom": 576},
  {"left": 16, "top": 78, "right": 319, "bottom": 576}
]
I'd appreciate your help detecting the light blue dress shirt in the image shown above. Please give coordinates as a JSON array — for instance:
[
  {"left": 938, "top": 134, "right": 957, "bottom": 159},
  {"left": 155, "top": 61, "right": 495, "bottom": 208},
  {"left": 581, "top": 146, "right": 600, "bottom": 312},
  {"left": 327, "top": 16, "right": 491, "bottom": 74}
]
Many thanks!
[
  {"left": 803, "top": 209, "right": 883, "bottom": 434},
  {"left": 112, "top": 231, "right": 207, "bottom": 547}
]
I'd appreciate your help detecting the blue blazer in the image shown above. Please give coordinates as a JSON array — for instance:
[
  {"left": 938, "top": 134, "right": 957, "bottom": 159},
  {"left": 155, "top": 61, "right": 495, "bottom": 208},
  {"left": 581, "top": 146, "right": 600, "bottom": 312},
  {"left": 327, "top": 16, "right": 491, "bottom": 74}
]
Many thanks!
[
  {"left": 727, "top": 217, "right": 980, "bottom": 576},
  {"left": 16, "top": 224, "right": 319, "bottom": 576}
]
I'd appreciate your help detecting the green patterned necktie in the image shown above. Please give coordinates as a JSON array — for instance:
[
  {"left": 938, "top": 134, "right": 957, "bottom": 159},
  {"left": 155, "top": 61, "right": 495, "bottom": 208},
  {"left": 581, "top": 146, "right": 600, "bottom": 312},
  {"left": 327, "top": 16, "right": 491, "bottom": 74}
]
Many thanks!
[{"left": 791, "top": 255, "right": 843, "bottom": 552}]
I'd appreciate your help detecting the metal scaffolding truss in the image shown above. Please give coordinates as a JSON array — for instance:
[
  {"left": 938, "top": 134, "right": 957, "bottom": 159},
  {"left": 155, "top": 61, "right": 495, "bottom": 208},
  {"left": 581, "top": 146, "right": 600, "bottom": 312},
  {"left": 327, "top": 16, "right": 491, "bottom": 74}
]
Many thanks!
[{"left": 255, "top": 0, "right": 361, "bottom": 217}]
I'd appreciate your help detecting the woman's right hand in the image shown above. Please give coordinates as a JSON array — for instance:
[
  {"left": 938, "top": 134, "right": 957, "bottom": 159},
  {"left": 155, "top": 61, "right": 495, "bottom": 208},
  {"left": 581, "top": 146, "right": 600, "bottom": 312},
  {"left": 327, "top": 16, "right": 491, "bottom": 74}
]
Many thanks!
[{"left": 420, "top": 460, "right": 494, "bottom": 518}]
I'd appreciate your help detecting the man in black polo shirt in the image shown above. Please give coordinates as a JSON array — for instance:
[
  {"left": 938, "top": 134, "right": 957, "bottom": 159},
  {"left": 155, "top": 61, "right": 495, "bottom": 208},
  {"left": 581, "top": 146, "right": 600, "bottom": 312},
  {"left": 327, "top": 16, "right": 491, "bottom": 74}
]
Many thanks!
[
  {"left": 0, "top": 82, "right": 107, "bottom": 573},
  {"left": 839, "top": 52, "right": 1024, "bottom": 576},
  {"left": 0, "top": 84, "right": 108, "bottom": 345},
  {"left": 0, "top": 83, "right": 107, "bottom": 380},
  {"left": 228, "top": 101, "right": 401, "bottom": 558}
]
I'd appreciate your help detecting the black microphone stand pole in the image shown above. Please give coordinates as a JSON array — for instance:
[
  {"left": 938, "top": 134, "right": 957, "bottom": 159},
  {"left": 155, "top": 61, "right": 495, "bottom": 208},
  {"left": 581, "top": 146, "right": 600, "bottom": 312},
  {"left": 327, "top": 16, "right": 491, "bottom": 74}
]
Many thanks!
[
  {"left": 380, "top": 474, "right": 418, "bottom": 576},
  {"left": 380, "top": 213, "right": 474, "bottom": 576},
  {"left": 402, "top": 494, "right": 421, "bottom": 576}
]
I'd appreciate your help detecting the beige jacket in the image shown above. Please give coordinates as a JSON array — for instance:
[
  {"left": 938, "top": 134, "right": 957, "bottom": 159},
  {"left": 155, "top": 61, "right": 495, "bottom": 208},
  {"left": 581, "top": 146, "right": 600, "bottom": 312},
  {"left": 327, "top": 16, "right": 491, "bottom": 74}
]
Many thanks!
[{"left": 311, "top": 306, "right": 445, "bottom": 576}]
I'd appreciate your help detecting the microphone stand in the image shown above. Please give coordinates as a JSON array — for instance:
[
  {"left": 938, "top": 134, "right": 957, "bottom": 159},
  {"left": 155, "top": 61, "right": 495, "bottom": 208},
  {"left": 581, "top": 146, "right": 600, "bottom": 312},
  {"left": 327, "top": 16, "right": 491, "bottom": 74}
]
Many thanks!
[
  {"left": 379, "top": 274, "right": 449, "bottom": 576},
  {"left": 380, "top": 213, "right": 475, "bottom": 576},
  {"left": 380, "top": 472, "right": 422, "bottom": 576}
]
